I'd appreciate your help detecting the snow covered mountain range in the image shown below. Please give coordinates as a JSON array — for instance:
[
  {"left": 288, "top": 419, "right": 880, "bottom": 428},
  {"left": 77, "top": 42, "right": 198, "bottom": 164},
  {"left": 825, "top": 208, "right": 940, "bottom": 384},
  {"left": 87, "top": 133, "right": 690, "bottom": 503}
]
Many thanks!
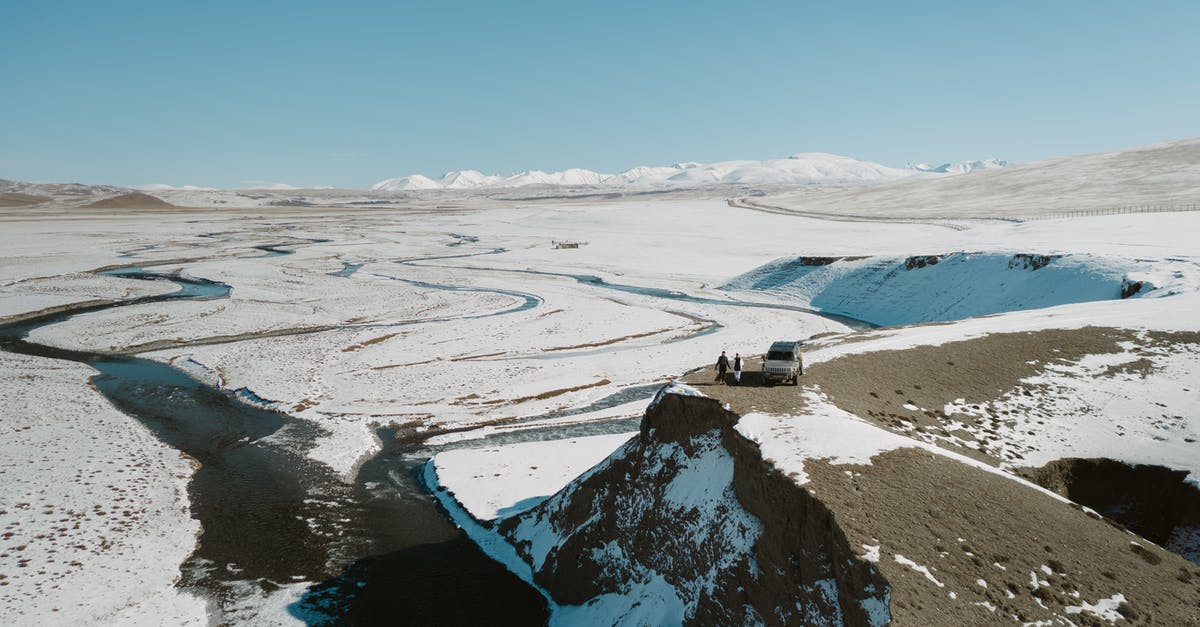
[
  {"left": 907, "top": 158, "right": 1007, "bottom": 174},
  {"left": 371, "top": 153, "right": 1006, "bottom": 191}
]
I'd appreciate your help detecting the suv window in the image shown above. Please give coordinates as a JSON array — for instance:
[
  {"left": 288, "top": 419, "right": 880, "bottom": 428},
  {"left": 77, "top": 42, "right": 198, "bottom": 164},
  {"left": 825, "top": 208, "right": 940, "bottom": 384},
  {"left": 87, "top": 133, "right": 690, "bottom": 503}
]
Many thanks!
[{"left": 766, "top": 350, "right": 795, "bottom": 361}]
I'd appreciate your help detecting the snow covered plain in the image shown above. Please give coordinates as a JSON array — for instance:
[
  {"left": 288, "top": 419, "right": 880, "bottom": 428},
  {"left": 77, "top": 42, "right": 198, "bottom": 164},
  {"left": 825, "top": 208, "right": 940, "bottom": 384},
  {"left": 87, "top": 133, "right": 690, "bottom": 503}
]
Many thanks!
[
  {"left": 0, "top": 351, "right": 207, "bottom": 625},
  {"left": 2, "top": 139, "right": 1199, "bottom": 624},
  {"left": 3, "top": 198, "right": 869, "bottom": 623}
]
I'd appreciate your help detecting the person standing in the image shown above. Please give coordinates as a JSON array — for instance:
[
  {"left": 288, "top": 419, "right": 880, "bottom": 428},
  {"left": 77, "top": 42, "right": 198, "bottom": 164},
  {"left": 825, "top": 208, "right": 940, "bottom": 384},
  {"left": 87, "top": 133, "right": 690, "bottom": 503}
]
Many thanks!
[
  {"left": 733, "top": 353, "right": 743, "bottom": 385},
  {"left": 715, "top": 350, "right": 729, "bottom": 384}
]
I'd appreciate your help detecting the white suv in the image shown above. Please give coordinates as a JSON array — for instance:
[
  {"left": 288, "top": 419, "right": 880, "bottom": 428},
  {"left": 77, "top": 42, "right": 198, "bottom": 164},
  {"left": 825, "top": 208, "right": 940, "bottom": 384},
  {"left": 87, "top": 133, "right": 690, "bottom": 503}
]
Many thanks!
[{"left": 762, "top": 341, "right": 803, "bottom": 386}]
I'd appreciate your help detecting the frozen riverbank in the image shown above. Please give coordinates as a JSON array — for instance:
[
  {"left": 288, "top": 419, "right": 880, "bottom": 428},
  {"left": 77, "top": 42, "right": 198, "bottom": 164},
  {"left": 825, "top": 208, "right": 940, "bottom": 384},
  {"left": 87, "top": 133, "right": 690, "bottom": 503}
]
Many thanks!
[{"left": 0, "top": 350, "right": 207, "bottom": 625}]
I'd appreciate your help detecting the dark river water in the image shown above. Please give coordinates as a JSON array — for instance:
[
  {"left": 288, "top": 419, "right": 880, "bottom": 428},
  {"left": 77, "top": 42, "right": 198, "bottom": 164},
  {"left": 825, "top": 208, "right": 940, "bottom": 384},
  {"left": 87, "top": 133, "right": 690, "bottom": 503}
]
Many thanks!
[
  {"left": 0, "top": 266, "right": 550, "bottom": 624},
  {"left": 403, "top": 254, "right": 875, "bottom": 330}
]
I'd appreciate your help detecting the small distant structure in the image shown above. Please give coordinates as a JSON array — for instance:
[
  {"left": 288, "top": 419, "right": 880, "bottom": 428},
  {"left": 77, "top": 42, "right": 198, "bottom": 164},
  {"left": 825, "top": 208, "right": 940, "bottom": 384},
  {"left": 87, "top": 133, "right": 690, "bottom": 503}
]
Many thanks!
[{"left": 552, "top": 240, "right": 587, "bottom": 249}]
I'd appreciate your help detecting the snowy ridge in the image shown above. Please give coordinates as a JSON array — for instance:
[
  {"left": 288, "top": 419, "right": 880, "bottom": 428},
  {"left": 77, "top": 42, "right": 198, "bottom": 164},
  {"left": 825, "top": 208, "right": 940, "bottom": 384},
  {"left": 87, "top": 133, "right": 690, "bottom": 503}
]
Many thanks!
[
  {"left": 370, "top": 153, "right": 1002, "bottom": 191},
  {"left": 722, "top": 251, "right": 1191, "bottom": 326},
  {"left": 759, "top": 137, "right": 1200, "bottom": 218}
]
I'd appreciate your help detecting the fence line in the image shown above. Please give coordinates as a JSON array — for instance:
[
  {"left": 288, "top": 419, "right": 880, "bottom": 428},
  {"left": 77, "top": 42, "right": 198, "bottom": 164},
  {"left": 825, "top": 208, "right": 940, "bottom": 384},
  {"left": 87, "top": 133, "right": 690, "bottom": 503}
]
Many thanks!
[
  {"left": 1019, "top": 203, "right": 1199, "bottom": 220},
  {"left": 733, "top": 198, "right": 1200, "bottom": 225}
]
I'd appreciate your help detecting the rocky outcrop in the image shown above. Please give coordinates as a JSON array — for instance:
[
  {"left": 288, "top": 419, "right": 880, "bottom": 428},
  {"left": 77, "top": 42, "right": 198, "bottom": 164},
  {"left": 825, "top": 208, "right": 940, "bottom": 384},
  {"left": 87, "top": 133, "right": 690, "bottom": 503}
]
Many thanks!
[
  {"left": 1121, "top": 277, "right": 1147, "bottom": 298},
  {"left": 902, "top": 255, "right": 942, "bottom": 270},
  {"left": 798, "top": 256, "right": 868, "bottom": 266},
  {"left": 1007, "top": 253, "right": 1060, "bottom": 270},
  {"left": 498, "top": 391, "right": 890, "bottom": 626},
  {"left": 492, "top": 380, "right": 1200, "bottom": 625}
]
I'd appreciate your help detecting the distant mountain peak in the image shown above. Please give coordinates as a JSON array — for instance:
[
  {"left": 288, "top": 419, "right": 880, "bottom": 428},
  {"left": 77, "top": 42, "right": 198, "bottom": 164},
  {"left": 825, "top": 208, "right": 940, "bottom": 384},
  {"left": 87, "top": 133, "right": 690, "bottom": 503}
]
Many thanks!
[
  {"left": 371, "top": 153, "right": 1008, "bottom": 192},
  {"left": 370, "top": 174, "right": 440, "bottom": 191},
  {"left": 908, "top": 159, "right": 1008, "bottom": 174}
]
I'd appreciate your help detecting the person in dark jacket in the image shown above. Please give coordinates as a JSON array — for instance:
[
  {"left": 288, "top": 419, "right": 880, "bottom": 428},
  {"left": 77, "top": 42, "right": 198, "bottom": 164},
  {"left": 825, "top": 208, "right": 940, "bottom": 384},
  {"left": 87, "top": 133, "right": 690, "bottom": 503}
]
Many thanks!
[
  {"left": 715, "top": 350, "right": 729, "bottom": 384},
  {"left": 733, "top": 353, "right": 743, "bottom": 385}
]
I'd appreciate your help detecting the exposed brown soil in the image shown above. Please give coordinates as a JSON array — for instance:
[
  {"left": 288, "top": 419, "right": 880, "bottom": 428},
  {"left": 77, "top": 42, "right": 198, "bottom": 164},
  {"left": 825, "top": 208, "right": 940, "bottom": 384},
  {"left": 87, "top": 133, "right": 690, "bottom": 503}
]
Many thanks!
[
  {"left": 82, "top": 192, "right": 175, "bottom": 209},
  {"left": 676, "top": 326, "right": 1200, "bottom": 623},
  {"left": 476, "top": 378, "right": 612, "bottom": 406},
  {"left": 806, "top": 449, "right": 1200, "bottom": 625},
  {"left": 686, "top": 327, "right": 1199, "bottom": 466},
  {"left": 341, "top": 332, "right": 403, "bottom": 352},
  {"left": 504, "top": 392, "right": 1200, "bottom": 625},
  {"left": 369, "top": 358, "right": 438, "bottom": 370},
  {"left": 0, "top": 192, "right": 52, "bottom": 207},
  {"left": 543, "top": 327, "right": 673, "bottom": 351},
  {"left": 449, "top": 351, "right": 506, "bottom": 361},
  {"left": 0, "top": 299, "right": 114, "bottom": 326},
  {"left": 680, "top": 354, "right": 809, "bottom": 417},
  {"left": 123, "top": 324, "right": 337, "bottom": 354},
  {"left": 811, "top": 328, "right": 1130, "bottom": 446},
  {"left": 291, "top": 398, "right": 319, "bottom": 412}
]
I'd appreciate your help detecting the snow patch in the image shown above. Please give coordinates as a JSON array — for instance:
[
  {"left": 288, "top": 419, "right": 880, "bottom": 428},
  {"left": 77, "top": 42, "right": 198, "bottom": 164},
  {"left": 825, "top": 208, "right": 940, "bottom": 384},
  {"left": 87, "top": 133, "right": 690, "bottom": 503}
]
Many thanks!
[
  {"left": 974, "top": 600, "right": 997, "bottom": 612},
  {"left": 894, "top": 554, "right": 944, "bottom": 588},
  {"left": 734, "top": 392, "right": 916, "bottom": 485},
  {"left": 1064, "top": 593, "right": 1127, "bottom": 622},
  {"left": 942, "top": 340, "right": 1200, "bottom": 480},
  {"left": 647, "top": 380, "right": 706, "bottom": 411},
  {"left": 861, "top": 544, "right": 881, "bottom": 563},
  {"left": 432, "top": 432, "right": 636, "bottom": 520}
]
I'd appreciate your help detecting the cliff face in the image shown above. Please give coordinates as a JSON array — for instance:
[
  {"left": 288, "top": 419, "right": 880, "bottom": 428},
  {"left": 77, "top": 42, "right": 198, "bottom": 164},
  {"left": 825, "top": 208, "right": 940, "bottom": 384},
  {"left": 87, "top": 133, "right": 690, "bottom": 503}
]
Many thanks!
[
  {"left": 492, "top": 381, "right": 1200, "bottom": 626},
  {"left": 497, "top": 391, "right": 890, "bottom": 626}
]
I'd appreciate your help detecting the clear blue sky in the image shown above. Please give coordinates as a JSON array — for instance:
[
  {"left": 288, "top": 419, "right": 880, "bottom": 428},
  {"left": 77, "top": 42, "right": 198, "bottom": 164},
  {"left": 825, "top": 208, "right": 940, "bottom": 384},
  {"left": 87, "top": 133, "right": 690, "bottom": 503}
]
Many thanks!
[{"left": 3, "top": 1, "right": 1198, "bottom": 189}]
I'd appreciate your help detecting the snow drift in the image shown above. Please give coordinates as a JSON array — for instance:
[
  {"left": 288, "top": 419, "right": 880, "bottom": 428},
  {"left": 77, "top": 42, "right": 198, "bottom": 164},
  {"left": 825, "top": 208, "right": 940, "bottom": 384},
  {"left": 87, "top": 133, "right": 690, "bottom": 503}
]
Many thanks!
[{"left": 722, "top": 252, "right": 1175, "bottom": 326}]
